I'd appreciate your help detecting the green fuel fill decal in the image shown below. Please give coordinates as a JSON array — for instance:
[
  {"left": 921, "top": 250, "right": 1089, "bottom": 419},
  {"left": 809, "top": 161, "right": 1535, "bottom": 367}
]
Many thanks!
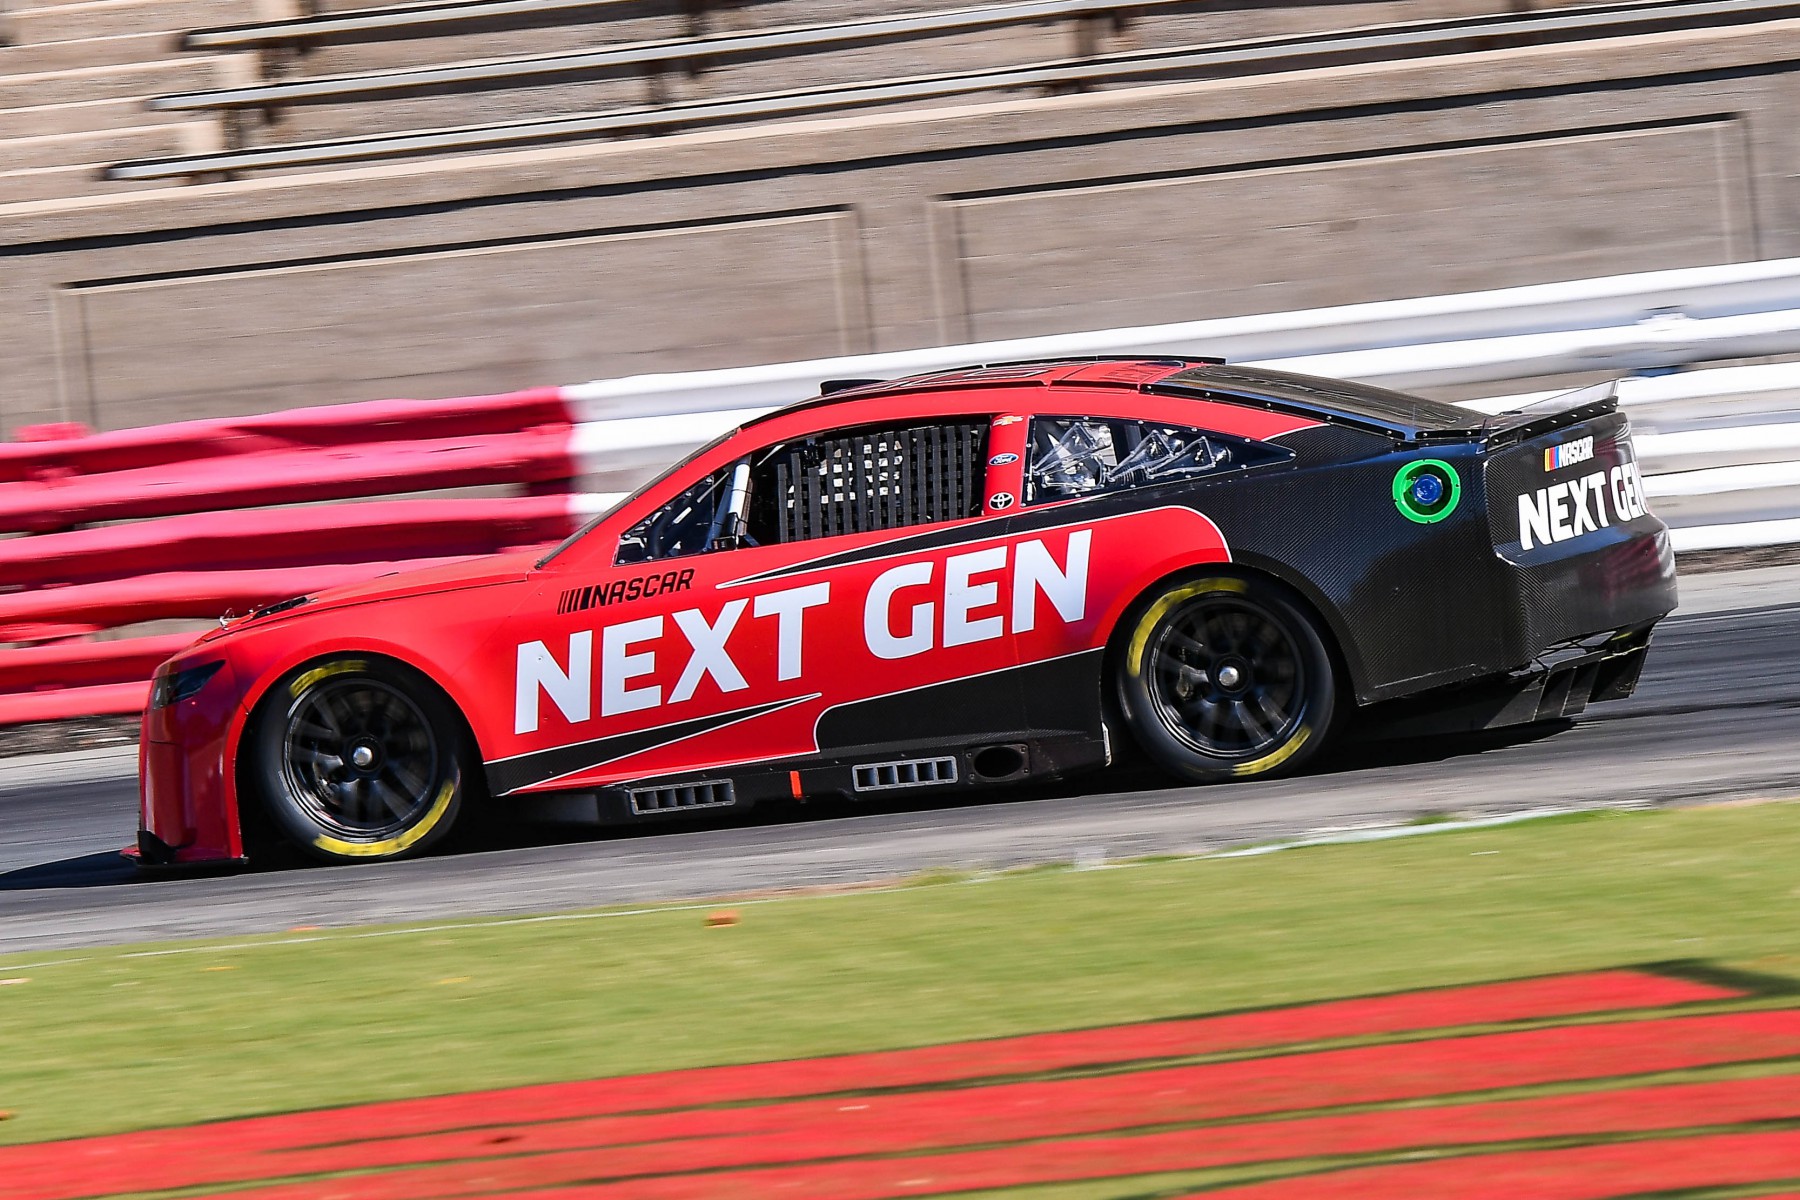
[{"left": 1393, "top": 459, "right": 1462, "bottom": 524}]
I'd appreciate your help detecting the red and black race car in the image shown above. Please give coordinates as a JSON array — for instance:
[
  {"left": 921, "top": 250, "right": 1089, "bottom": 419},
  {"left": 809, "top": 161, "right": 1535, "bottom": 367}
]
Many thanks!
[{"left": 136, "top": 357, "right": 1676, "bottom": 866}]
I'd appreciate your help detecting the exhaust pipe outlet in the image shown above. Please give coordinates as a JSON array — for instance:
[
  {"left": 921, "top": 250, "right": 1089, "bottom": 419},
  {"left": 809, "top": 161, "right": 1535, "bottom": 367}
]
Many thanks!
[{"left": 970, "top": 743, "right": 1028, "bottom": 782}]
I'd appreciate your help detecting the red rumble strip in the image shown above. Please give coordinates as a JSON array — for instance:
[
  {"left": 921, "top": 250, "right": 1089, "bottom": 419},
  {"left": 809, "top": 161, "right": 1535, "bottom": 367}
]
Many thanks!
[
  {"left": 163, "top": 1077, "right": 1800, "bottom": 1200},
  {"left": 162, "top": 1021, "right": 1800, "bottom": 1185},
  {"left": 1181, "top": 1129, "right": 1800, "bottom": 1199},
  {"left": 5, "top": 968, "right": 1796, "bottom": 1200}
]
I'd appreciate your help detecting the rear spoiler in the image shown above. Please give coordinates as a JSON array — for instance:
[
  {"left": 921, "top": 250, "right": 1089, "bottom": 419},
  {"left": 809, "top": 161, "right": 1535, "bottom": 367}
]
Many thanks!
[{"left": 1481, "top": 381, "right": 1619, "bottom": 448}]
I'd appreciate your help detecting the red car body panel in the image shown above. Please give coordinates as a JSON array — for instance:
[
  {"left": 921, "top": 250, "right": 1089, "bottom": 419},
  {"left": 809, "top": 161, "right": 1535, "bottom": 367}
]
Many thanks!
[{"left": 495, "top": 504, "right": 1230, "bottom": 795}]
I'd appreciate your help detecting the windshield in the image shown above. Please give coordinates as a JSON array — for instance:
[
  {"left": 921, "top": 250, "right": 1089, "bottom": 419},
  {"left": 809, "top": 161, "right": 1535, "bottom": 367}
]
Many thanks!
[{"left": 535, "top": 424, "right": 745, "bottom": 568}]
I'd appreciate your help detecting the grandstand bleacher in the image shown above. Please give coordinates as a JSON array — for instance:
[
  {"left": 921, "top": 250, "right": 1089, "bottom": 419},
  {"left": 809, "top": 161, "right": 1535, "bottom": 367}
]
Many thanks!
[
  {"left": 1, "top": 0, "right": 1796, "bottom": 437},
  {"left": 1, "top": 0, "right": 1601, "bottom": 201}
]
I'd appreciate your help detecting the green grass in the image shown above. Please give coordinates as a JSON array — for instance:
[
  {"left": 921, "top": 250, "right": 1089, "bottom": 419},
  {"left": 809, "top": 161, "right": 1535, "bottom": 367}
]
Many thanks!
[{"left": 3, "top": 802, "right": 1800, "bottom": 1148}]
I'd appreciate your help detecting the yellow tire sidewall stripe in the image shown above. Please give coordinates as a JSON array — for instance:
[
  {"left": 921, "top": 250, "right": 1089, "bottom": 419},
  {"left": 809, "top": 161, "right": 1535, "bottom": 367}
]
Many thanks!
[
  {"left": 313, "top": 777, "right": 457, "bottom": 860},
  {"left": 1126, "top": 577, "right": 1247, "bottom": 679},
  {"left": 289, "top": 659, "right": 369, "bottom": 699},
  {"left": 1230, "top": 722, "right": 1311, "bottom": 777}
]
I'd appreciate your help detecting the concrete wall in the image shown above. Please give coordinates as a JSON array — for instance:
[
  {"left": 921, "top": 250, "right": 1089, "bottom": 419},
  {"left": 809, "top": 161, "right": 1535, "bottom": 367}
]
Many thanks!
[{"left": 0, "top": 17, "right": 1793, "bottom": 434}]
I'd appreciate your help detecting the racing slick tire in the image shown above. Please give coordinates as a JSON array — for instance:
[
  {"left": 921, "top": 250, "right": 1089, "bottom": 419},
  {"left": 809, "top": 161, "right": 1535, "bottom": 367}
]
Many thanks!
[
  {"left": 247, "top": 657, "right": 477, "bottom": 864},
  {"left": 1115, "top": 573, "right": 1336, "bottom": 784}
]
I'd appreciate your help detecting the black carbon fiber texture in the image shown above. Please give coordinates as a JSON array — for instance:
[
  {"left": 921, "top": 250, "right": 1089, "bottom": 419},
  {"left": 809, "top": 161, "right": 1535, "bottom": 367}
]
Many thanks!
[{"left": 1055, "top": 415, "right": 1675, "bottom": 705}]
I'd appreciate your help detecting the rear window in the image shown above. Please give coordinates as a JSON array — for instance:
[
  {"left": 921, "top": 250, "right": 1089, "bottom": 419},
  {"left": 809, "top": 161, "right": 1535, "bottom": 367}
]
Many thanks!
[{"left": 1025, "top": 416, "right": 1291, "bottom": 504}]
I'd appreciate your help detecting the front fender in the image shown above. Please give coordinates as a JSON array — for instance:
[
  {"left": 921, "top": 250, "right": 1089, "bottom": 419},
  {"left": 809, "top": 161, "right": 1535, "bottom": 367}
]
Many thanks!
[{"left": 140, "top": 655, "right": 249, "bottom": 864}]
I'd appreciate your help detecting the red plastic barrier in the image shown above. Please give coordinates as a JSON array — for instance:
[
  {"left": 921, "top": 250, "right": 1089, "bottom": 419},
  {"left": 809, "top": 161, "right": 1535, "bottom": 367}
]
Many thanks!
[
  {"left": 0, "top": 497, "right": 575, "bottom": 587},
  {"left": 0, "top": 557, "right": 509, "bottom": 641},
  {"left": 0, "top": 635, "right": 195, "bottom": 690},
  {"left": 0, "top": 622, "right": 110, "bottom": 643},
  {"left": 0, "top": 681, "right": 147, "bottom": 725},
  {"left": 0, "top": 426, "right": 576, "bottom": 534},
  {"left": 0, "top": 385, "right": 581, "bottom": 725},
  {"left": 0, "top": 388, "right": 570, "bottom": 485}
]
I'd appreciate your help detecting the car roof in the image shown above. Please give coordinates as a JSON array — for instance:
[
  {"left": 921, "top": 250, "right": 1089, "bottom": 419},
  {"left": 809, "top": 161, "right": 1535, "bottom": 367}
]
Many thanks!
[
  {"left": 1165, "top": 364, "right": 1484, "bottom": 440},
  {"left": 752, "top": 356, "right": 1481, "bottom": 441},
  {"left": 756, "top": 357, "right": 1214, "bottom": 421}
]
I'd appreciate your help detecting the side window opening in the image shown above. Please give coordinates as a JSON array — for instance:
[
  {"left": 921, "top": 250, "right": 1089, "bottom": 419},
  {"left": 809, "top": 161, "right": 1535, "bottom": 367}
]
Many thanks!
[
  {"left": 616, "top": 419, "right": 990, "bottom": 563},
  {"left": 749, "top": 420, "right": 988, "bottom": 543},
  {"left": 1025, "top": 416, "right": 1291, "bottom": 504},
  {"left": 616, "top": 462, "right": 748, "bottom": 564}
]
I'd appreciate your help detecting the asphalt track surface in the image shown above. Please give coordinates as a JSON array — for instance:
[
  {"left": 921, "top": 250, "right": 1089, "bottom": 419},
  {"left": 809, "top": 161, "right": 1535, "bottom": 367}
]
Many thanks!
[{"left": 3, "top": 566, "right": 1798, "bottom": 956}]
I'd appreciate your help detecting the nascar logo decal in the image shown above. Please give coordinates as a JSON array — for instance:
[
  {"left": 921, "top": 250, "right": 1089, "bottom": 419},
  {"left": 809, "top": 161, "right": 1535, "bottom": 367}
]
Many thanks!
[
  {"left": 1544, "top": 435, "right": 1596, "bottom": 472},
  {"left": 558, "top": 568, "right": 694, "bottom": 614}
]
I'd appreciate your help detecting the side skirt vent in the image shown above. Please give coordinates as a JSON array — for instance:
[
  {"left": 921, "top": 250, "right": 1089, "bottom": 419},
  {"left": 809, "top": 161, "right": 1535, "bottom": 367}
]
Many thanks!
[
  {"left": 853, "top": 756, "right": 959, "bottom": 792},
  {"left": 627, "top": 780, "right": 736, "bottom": 815}
]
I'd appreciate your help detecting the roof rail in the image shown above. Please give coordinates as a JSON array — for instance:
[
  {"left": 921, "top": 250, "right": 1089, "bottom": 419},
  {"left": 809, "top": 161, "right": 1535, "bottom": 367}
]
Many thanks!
[
  {"left": 981, "top": 354, "right": 1225, "bottom": 369},
  {"left": 742, "top": 357, "right": 1226, "bottom": 427}
]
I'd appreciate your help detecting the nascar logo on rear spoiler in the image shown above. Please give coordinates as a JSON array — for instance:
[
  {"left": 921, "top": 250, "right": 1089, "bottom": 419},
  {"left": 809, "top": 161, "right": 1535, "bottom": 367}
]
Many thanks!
[{"left": 1544, "top": 435, "right": 1595, "bottom": 472}]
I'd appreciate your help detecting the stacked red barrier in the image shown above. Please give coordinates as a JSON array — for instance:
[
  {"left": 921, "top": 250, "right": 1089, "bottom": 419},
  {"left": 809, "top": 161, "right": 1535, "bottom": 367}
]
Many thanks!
[{"left": 0, "top": 388, "right": 580, "bottom": 727}]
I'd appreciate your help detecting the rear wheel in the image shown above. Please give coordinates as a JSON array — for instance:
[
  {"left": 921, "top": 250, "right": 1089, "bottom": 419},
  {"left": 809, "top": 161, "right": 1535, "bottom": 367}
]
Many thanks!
[
  {"left": 249, "top": 658, "right": 474, "bottom": 863},
  {"left": 1115, "top": 574, "right": 1336, "bottom": 783}
]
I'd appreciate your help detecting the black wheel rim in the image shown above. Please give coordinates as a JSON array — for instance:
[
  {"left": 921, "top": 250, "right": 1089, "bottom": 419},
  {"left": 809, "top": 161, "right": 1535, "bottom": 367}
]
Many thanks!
[
  {"left": 280, "top": 678, "right": 441, "bottom": 841},
  {"left": 1146, "top": 595, "right": 1306, "bottom": 760}
]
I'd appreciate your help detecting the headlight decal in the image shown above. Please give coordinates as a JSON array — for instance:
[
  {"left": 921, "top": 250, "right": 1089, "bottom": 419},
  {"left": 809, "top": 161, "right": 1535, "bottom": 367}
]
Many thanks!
[{"left": 150, "top": 660, "right": 225, "bottom": 709}]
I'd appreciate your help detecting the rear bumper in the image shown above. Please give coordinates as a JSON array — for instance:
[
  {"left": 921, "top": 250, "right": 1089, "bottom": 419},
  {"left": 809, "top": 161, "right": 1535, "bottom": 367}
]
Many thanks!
[
  {"left": 1373, "top": 622, "right": 1656, "bottom": 738},
  {"left": 1500, "top": 520, "right": 1678, "bottom": 667},
  {"left": 1484, "top": 405, "right": 1678, "bottom": 666}
]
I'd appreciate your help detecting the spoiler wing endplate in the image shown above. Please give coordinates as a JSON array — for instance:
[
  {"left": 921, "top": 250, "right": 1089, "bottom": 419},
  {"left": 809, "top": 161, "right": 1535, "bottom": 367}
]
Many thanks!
[{"left": 1481, "top": 380, "right": 1620, "bottom": 447}]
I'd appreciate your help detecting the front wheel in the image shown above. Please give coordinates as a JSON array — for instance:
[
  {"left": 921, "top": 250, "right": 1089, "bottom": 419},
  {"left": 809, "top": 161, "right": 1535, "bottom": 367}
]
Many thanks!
[
  {"left": 1115, "top": 574, "right": 1336, "bottom": 783},
  {"left": 248, "top": 658, "right": 475, "bottom": 863}
]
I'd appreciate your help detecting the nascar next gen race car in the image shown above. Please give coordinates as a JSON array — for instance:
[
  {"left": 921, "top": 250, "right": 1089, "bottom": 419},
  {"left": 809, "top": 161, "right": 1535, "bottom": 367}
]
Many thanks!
[{"left": 135, "top": 358, "right": 1677, "bottom": 866}]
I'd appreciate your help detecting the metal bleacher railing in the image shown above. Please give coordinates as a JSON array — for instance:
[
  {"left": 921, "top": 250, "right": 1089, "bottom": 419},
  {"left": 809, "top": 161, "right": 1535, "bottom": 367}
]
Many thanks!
[
  {"left": 107, "top": 0, "right": 1800, "bottom": 181},
  {"left": 177, "top": 0, "right": 632, "bottom": 52},
  {"left": 9, "top": 254, "right": 1800, "bottom": 726},
  {"left": 156, "top": 0, "right": 1196, "bottom": 109}
]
